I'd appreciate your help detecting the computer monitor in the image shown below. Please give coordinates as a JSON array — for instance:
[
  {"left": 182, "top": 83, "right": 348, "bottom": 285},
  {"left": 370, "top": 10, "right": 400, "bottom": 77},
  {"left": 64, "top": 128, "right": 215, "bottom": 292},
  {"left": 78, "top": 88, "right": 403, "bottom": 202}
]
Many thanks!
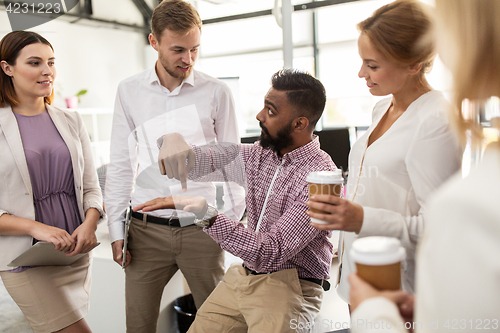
[
  {"left": 240, "top": 135, "right": 260, "bottom": 144},
  {"left": 240, "top": 128, "right": 351, "bottom": 176},
  {"left": 314, "top": 127, "right": 351, "bottom": 176}
]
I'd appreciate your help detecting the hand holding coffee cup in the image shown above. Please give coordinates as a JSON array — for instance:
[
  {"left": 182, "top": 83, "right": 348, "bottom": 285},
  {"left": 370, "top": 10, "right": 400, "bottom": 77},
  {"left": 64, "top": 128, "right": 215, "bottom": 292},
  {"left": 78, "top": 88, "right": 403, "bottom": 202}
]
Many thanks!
[
  {"left": 350, "top": 236, "right": 406, "bottom": 290},
  {"left": 307, "top": 170, "right": 344, "bottom": 224}
]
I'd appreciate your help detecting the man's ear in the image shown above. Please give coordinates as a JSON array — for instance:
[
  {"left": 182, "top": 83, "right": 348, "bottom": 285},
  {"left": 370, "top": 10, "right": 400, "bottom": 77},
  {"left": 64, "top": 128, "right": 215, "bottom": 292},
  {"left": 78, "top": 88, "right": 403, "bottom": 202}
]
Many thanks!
[
  {"left": 1, "top": 60, "right": 13, "bottom": 77},
  {"left": 149, "top": 33, "right": 159, "bottom": 52},
  {"left": 293, "top": 116, "right": 309, "bottom": 132}
]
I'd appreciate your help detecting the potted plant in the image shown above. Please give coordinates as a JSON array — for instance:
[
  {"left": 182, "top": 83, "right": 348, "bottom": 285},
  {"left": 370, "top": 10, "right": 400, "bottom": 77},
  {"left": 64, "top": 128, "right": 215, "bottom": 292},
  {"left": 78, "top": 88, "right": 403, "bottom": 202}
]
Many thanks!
[{"left": 65, "top": 89, "right": 88, "bottom": 109}]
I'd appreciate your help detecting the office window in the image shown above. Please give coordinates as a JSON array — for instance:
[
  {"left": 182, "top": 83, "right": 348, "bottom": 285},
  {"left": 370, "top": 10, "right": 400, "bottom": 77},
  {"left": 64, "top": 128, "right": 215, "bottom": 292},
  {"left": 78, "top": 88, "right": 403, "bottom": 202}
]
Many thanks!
[
  {"left": 198, "top": 8, "right": 315, "bottom": 135},
  {"left": 315, "top": 0, "right": 453, "bottom": 128},
  {"left": 198, "top": 47, "right": 314, "bottom": 135},
  {"left": 200, "top": 16, "right": 282, "bottom": 57},
  {"left": 196, "top": 0, "right": 453, "bottom": 133}
]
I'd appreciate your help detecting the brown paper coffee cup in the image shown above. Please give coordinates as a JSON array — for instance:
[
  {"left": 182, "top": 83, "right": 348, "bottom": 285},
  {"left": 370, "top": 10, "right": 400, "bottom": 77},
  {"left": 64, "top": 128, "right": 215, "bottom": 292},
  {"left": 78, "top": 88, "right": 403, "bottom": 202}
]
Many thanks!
[
  {"left": 307, "top": 170, "right": 343, "bottom": 224},
  {"left": 355, "top": 262, "right": 401, "bottom": 290},
  {"left": 350, "top": 237, "right": 406, "bottom": 290}
]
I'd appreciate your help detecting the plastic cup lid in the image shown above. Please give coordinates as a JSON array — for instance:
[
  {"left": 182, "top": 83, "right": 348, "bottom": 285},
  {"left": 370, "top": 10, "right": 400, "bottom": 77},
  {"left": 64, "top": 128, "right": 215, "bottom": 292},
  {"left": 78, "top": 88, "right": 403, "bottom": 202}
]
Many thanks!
[
  {"left": 350, "top": 236, "right": 406, "bottom": 265},
  {"left": 306, "top": 170, "right": 343, "bottom": 184}
]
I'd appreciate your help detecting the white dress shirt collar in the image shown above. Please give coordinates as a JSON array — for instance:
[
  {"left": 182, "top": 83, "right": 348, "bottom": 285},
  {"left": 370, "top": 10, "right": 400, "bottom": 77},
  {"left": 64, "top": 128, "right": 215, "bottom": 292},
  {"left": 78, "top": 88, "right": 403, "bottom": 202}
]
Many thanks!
[{"left": 147, "top": 67, "right": 195, "bottom": 96}]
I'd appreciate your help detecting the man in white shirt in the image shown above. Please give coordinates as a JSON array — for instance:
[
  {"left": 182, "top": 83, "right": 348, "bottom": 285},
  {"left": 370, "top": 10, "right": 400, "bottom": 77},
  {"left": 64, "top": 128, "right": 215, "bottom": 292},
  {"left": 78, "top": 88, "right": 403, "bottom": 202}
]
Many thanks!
[{"left": 105, "top": 1, "right": 244, "bottom": 332}]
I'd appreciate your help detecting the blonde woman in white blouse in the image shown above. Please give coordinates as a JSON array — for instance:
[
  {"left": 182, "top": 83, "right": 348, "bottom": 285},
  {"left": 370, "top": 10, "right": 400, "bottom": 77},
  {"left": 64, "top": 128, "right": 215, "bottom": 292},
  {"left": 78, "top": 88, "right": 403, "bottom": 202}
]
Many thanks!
[
  {"left": 306, "top": 0, "right": 463, "bottom": 303},
  {"left": 349, "top": 0, "right": 500, "bottom": 331}
]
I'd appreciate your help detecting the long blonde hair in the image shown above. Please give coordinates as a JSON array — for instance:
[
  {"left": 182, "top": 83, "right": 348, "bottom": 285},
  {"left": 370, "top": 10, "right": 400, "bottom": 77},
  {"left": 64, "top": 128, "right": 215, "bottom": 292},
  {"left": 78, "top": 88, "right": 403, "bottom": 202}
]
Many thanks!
[{"left": 434, "top": 0, "right": 500, "bottom": 144}]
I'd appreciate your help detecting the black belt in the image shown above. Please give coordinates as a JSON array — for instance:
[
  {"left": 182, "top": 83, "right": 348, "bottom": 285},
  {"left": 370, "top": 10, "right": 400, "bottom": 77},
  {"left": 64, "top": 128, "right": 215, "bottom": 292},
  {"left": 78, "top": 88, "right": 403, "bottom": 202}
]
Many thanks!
[
  {"left": 131, "top": 211, "right": 195, "bottom": 227},
  {"left": 243, "top": 265, "right": 330, "bottom": 291}
]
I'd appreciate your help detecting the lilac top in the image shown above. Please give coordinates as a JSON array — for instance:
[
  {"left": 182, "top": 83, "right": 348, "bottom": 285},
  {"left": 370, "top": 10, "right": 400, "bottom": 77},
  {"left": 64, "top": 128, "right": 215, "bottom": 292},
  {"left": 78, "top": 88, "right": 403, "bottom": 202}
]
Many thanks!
[{"left": 10, "top": 110, "right": 82, "bottom": 272}]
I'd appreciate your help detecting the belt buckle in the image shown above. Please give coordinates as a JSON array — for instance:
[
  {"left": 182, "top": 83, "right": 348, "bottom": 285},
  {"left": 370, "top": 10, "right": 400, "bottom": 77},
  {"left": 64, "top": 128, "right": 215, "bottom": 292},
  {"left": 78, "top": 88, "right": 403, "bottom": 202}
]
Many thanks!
[
  {"left": 168, "top": 211, "right": 178, "bottom": 226},
  {"left": 321, "top": 280, "right": 331, "bottom": 291}
]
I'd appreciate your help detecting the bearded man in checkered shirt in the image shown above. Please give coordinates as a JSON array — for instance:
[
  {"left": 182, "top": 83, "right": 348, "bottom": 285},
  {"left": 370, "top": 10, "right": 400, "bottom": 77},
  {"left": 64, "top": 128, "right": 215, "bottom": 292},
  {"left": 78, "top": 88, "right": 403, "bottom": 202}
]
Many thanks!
[{"left": 135, "top": 69, "right": 337, "bottom": 333}]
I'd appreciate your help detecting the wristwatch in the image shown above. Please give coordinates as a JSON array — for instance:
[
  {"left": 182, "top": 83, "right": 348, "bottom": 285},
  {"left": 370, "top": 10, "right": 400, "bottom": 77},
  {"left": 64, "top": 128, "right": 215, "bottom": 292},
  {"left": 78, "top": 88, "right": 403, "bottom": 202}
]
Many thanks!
[{"left": 194, "top": 205, "right": 218, "bottom": 228}]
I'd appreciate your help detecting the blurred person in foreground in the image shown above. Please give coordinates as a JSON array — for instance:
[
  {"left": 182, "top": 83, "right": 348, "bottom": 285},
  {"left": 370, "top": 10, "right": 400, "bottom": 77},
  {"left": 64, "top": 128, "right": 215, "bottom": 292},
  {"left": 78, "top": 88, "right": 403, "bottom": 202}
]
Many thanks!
[{"left": 349, "top": 1, "right": 500, "bottom": 332}]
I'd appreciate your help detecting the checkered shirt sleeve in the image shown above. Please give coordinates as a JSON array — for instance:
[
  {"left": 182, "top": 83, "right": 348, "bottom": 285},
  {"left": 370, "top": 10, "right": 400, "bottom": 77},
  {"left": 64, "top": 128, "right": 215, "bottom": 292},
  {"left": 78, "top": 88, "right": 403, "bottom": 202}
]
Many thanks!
[{"left": 202, "top": 137, "right": 337, "bottom": 279}]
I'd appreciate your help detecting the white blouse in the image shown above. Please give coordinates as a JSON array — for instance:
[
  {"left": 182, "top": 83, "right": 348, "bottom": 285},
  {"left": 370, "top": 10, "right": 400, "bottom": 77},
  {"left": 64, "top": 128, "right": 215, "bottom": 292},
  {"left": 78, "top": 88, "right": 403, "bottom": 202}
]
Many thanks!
[
  {"left": 337, "top": 90, "right": 463, "bottom": 302},
  {"left": 351, "top": 142, "right": 500, "bottom": 333}
]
